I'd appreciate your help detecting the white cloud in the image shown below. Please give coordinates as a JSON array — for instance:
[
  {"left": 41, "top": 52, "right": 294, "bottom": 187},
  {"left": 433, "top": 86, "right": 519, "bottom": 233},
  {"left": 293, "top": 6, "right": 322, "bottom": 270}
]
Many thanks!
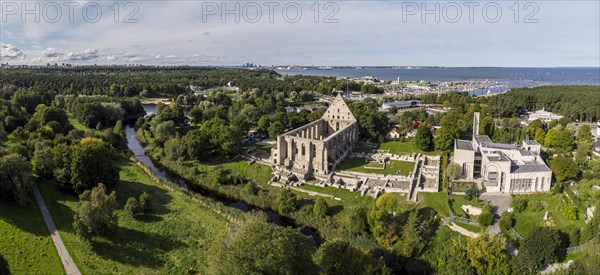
[{"left": 0, "top": 42, "right": 25, "bottom": 60}]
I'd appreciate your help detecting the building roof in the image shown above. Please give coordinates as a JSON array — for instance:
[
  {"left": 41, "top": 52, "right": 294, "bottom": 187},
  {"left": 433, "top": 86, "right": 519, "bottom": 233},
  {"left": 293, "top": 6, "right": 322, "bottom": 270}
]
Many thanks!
[
  {"left": 523, "top": 140, "right": 540, "bottom": 145},
  {"left": 511, "top": 164, "right": 551, "bottom": 173},
  {"left": 593, "top": 141, "right": 600, "bottom": 152},
  {"left": 456, "top": 140, "right": 474, "bottom": 151}
]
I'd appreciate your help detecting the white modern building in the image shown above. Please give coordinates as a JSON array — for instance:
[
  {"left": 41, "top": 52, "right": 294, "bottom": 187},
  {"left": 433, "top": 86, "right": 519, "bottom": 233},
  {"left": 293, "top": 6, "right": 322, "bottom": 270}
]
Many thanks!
[
  {"left": 454, "top": 113, "right": 553, "bottom": 193},
  {"left": 527, "top": 109, "right": 564, "bottom": 124}
]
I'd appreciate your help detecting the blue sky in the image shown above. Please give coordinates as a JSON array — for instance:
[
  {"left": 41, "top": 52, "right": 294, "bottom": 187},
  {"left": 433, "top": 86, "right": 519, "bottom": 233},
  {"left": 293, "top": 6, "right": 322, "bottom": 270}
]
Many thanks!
[{"left": 1, "top": 1, "right": 599, "bottom": 66}]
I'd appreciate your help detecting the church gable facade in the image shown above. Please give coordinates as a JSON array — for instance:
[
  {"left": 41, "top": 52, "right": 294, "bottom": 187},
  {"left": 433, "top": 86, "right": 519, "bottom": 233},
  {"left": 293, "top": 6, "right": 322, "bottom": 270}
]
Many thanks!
[{"left": 271, "top": 94, "right": 359, "bottom": 180}]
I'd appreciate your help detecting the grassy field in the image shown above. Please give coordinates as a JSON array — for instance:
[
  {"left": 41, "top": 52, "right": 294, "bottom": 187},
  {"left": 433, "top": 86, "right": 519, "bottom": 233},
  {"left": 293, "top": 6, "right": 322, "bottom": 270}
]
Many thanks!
[
  {"left": 419, "top": 192, "right": 450, "bottom": 217},
  {"left": 450, "top": 195, "right": 483, "bottom": 218},
  {"left": 0, "top": 200, "right": 65, "bottom": 274},
  {"left": 337, "top": 157, "right": 415, "bottom": 176},
  {"left": 295, "top": 184, "right": 373, "bottom": 207},
  {"left": 357, "top": 140, "right": 438, "bottom": 156},
  {"left": 454, "top": 221, "right": 483, "bottom": 233},
  {"left": 38, "top": 155, "right": 229, "bottom": 274},
  {"left": 512, "top": 193, "right": 585, "bottom": 236}
]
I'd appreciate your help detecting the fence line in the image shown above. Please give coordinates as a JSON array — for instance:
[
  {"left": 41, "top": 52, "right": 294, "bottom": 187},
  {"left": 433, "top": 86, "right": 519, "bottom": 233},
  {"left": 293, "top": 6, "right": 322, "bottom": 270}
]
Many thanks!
[{"left": 447, "top": 204, "right": 480, "bottom": 226}]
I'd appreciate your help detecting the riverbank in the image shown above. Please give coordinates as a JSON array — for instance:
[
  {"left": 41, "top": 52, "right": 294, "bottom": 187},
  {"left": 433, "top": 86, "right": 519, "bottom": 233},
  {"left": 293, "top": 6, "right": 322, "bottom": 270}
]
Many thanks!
[{"left": 35, "top": 155, "right": 230, "bottom": 274}]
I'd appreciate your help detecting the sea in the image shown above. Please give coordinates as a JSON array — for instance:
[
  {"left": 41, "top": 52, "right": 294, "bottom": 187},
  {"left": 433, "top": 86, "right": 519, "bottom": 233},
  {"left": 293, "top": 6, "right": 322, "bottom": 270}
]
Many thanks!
[{"left": 276, "top": 67, "right": 600, "bottom": 89}]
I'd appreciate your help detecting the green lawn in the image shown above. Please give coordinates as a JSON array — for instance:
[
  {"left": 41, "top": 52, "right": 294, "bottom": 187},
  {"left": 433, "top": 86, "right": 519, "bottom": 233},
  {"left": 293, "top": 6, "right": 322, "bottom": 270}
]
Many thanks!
[
  {"left": 454, "top": 221, "right": 483, "bottom": 233},
  {"left": 337, "top": 157, "right": 415, "bottom": 176},
  {"left": 38, "top": 155, "right": 229, "bottom": 274},
  {"left": 0, "top": 200, "right": 65, "bottom": 274},
  {"left": 377, "top": 140, "right": 438, "bottom": 156},
  {"left": 512, "top": 193, "right": 586, "bottom": 237},
  {"left": 450, "top": 195, "right": 483, "bottom": 218},
  {"left": 419, "top": 192, "right": 450, "bottom": 217},
  {"left": 295, "top": 184, "right": 373, "bottom": 207}
]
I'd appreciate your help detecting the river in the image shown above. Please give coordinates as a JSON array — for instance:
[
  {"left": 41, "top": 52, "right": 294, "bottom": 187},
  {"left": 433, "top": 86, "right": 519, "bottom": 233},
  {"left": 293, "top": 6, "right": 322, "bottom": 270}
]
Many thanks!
[{"left": 124, "top": 125, "right": 322, "bottom": 245}]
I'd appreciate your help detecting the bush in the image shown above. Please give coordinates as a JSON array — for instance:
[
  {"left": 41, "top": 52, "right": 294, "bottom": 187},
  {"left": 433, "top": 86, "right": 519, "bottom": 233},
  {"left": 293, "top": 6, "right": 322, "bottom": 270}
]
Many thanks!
[
  {"left": 125, "top": 197, "right": 142, "bottom": 216},
  {"left": 73, "top": 184, "right": 118, "bottom": 239},
  {"left": 559, "top": 204, "right": 579, "bottom": 220},
  {"left": 465, "top": 186, "right": 478, "bottom": 201},
  {"left": 529, "top": 200, "right": 546, "bottom": 212},
  {"left": 138, "top": 192, "right": 151, "bottom": 212},
  {"left": 313, "top": 198, "right": 329, "bottom": 218},
  {"left": 478, "top": 211, "right": 493, "bottom": 226},
  {"left": 569, "top": 228, "right": 580, "bottom": 247},
  {"left": 511, "top": 197, "right": 528, "bottom": 213},
  {"left": 499, "top": 212, "right": 514, "bottom": 232},
  {"left": 553, "top": 182, "right": 565, "bottom": 194}
]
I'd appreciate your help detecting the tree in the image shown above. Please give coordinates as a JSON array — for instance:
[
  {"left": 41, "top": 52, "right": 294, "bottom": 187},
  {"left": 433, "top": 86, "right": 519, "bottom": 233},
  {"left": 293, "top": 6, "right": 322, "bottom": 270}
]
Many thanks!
[
  {"left": 368, "top": 193, "right": 400, "bottom": 247},
  {"left": 415, "top": 124, "right": 434, "bottom": 151},
  {"left": 164, "top": 137, "right": 186, "bottom": 161},
  {"left": 395, "top": 211, "right": 424, "bottom": 257},
  {"left": 124, "top": 197, "right": 142, "bottom": 216},
  {"left": 534, "top": 128, "right": 546, "bottom": 144},
  {"left": 478, "top": 205, "right": 493, "bottom": 226},
  {"left": 313, "top": 239, "right": 385, "bottom": 274},
  {"left": 545, "top": 127, "right": 574, "bottom": 152},
  {"left": 0, "top": 153, "right": 34, "bottom": 204},
  {"left": 498, "top": 212, "right": 514, "bottom": 232},
  {"left": 208, "top": 220, "right": 317, "bottom": 275},
  {"left": 139, "top": 192, "right": 151, "bottom": 212},
  {"left": 154, "top": 120, "right": 176, "bottom": 145},
  {"left": 511, "top": 196, "right": 528, "bottom": 213},
  {"left": 512, "top": 227, "right": 561, "bottom": 273},
  {"left": 268, "top": 121, "right": 285, "bottom": 139},
  {"left": 446, "top": 163, "right": 462, "bottom": 181},
  {"left": 465, "top": 186, "right": 478, "bottom": 201},
  {"left": 466, "top": 234, "right": 510, "bottom": 274},
  {"left": 576, "top": 124, "right": 594, "bottom": 149},
  {"left": 313, "top": 198, "right": 329, "bottom": 218},
  {"left": 73, "top": 183, "right": 118, "bottom": 239},
  {"left": 276, "top": 189, "right": 298, "bottom": 215},
  {"left": 343, "top": 206, "right": 369, "bottom": 235},
  {"left": 479, "top": 116, "right": 495, "bottom": 136},
  {"left": 70, "top": 138, "right": 119, "bottom": 193},
  {"left": 568, "top": 240, "right": 600, "bottom": 274},
  {"left": 550, "top": 156, "right": 579, "bottom": 182}
]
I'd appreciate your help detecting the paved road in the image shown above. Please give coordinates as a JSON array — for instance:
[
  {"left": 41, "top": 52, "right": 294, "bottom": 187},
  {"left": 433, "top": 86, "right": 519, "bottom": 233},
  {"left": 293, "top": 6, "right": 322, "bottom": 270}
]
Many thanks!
[{"left": 33, "top": 185, "right": 82, "bottom": 275}]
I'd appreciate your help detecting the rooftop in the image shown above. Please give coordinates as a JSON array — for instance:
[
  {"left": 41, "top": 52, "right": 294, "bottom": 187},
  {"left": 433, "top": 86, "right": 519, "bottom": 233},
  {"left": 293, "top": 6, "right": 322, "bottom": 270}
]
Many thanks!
[
  {"left": 456, "top": 140, "right": 474, "bottom": 151},
  {"left": 511, "top": 164, "right": 551, "bottom": 173},
  {"left": 523, "top": 140, "right": 540, "bottom": 145}
]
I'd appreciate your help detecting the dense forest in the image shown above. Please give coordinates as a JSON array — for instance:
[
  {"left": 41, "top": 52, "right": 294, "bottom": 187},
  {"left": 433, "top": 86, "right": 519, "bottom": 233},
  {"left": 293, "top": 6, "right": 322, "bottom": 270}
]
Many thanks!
[{"left": 482, "top": 86, "right": 600, "bottom": 122}]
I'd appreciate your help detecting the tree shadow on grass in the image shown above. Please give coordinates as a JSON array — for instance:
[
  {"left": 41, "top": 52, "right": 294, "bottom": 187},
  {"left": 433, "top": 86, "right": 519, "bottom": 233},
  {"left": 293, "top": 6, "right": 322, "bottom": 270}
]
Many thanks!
[
  {"left": 0, "top": 182, "right": 77, "bottom": 236},
  {"left": 91, "top": 226, "right": 185, "bottom": 268},
  {"left": 117, "top": 180, "right": 173, "bottom": 217},
  {"left": 328, "top": 205, "right": 344, "bottom": 216}
]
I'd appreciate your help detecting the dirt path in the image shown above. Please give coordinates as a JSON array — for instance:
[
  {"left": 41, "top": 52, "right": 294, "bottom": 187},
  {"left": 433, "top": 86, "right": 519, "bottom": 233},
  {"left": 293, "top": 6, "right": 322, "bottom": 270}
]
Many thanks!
[
  {"left": 33, "top": 185, "right": 82, "bottom": 275},
  {"left": 447, "top": 222, "right": 480, "bottom": 238}
]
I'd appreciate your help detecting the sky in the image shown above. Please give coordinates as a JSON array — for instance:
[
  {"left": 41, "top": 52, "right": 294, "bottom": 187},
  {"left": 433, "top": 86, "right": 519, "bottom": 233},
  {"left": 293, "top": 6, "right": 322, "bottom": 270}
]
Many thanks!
[{"left": 0, "top": 0, "right": 599, "bottom": 66}]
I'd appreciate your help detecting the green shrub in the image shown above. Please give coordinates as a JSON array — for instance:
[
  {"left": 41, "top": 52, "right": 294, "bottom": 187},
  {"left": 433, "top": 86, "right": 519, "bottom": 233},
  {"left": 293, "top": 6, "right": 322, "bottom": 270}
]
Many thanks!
[
  {"left": 313, "top": 198, "right": 329, "bottom": 218},
  {"left": 569, "top": 228, "right": 580, "bottom": 247},
  {"left": 465, "top": 186, "right": 478, "bottom": 201},
  {"left": 529, "top": 200, "right": 546, "bottom": 212},
  {"left": 559, "top": 204, "right": 579, "bottom": 220},
  {"left": 499, "top": 212, "right": 514, "bottom": 232},
  {"left": 479, "top": 212, "right": 493, "bottom": 226},
  {"left": 125, "top": 197, "right": 142, "bottom": 216},
  {"left": 511, "top": 197, "right": 528, "bottom": 213},
  {"left": 139, "top": 192, "right": 151, "bottom": 212}
]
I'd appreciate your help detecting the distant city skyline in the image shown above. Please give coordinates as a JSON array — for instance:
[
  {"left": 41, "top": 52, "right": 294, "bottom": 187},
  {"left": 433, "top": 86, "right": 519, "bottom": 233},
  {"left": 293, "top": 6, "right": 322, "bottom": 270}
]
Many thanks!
[{"left": 1, "top": 1, "right": 599, "bottom": 67}]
